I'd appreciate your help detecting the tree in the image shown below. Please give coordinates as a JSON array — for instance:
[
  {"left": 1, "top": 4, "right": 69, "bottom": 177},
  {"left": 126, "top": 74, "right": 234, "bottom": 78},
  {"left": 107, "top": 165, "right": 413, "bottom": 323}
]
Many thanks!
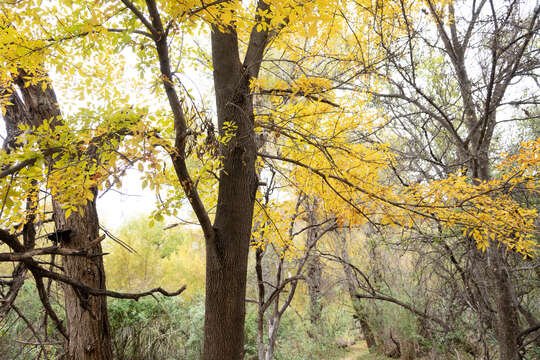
[
  {"left": 250, "top": 177, "right": 339, "bottom": 360},
  {"left": 336, "top": 230, "right": 377, "bottom": 352},
  {"left": 1, "top": 74, "right": 114, "bottom": 359},
  {"left": 354, "top": 1, "right": 540, "bottom": 358},
  {"left": 0, "top": 71, "right": 191, "bottom": 358},
  {"left": 79, "top": 1, "right": 404, "bottom": 358}
]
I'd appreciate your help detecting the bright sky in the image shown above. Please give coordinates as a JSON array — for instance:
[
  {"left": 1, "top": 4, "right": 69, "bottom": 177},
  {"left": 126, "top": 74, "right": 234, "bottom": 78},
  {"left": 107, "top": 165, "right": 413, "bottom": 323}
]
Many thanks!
[{"left": 97, "top": 169, "right": 157, "bottom": 230}]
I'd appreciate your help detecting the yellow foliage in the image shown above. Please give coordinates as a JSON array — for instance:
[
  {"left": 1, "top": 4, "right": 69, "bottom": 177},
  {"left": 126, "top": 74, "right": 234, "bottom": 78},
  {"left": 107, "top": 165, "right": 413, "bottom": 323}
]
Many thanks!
[
  {"left": 1, "top": 0, "right": 536, "bottom": 261},
  {"left": 104, "top": 217, "right": 205, "bottom": 297}
]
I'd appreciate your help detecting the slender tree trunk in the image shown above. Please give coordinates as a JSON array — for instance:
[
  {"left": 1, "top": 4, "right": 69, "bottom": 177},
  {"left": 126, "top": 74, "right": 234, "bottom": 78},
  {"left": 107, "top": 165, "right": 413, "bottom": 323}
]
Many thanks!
[
  {"left": 265, "top": 314, "right": 279, "bottom": 360},
  {"left": 339, "top": 232, "right": 376, "bottom": 350},
  {"left": 254, "top": 244, "right": 286, "bottom": 360},
  {"left": 307, "top": 255, "right": 323, "bottom": 325},
  {"left": 256, "top": 246, "right": 266, "bottom": 360},
  {"left": 486, "top": 246, "right": 520, "bottom": 360},
  {"left": 306, "top": 202, "right": 323, "bottom": 325},
  {"left": 16, "top": 77, "right": 113, "bottom": 360},
  {"left": 474, "top": 148, "right": 520, "bottom": 360}
]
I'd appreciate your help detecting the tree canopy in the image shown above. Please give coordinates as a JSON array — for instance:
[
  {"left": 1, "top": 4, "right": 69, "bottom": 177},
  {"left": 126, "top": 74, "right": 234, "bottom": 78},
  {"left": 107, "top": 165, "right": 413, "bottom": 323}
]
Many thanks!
[{"left": 0, "top": 0, "right": 538, "bottom": 359}]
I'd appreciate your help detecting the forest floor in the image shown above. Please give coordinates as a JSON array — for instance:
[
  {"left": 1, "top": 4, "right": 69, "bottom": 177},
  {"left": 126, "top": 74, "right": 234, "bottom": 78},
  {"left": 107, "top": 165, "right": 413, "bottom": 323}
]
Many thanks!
[{"left": 340, "top": 341, "right": 388, "bottom": 360}]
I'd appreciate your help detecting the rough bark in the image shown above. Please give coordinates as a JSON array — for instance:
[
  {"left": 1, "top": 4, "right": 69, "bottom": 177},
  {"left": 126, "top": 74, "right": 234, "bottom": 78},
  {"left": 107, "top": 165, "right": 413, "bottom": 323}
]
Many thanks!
[
  {"left": 51, "top": 197, "right": 113, "bottom": 360},
  {"left": 307, "top": 254, "right": 323, "bottom": 325},
  {"left": 2, "top": 87, "right": 29, "bottom": 152},
  {"left": 204, "top": 28, "right": 258, "bottom": 359},
  {"left": 15, "top": 76, "right": 113, "bottom": 360},
  {"left": 121, "top": 2, "right": 273, "bottom": 358},
  {"left": 486, "top": 247, "right": 520, "bottom": 360}
]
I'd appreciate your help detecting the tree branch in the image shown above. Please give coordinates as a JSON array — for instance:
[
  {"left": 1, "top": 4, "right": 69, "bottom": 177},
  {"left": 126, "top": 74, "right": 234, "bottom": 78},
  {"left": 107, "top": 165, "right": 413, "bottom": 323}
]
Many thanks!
[{"left": 120, "top": 0, "right": 157, "bottom": 37}]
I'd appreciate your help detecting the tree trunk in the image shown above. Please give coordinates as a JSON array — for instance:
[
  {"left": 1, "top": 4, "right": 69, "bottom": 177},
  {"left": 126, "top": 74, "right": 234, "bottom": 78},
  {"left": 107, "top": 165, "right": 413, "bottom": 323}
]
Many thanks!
[
  {"left": 265, "top": 315, "right": 279, "bottom": 360},
  {"left": 256, "top": 246, "right": 266, "bottom": 360},
  {"left": 17, "top": 77, "right": 113, "bottom": 360},
  {"left": 307, "top": 254, "right": 323, "bottom": 325},
  {"left": 474, "top": 148, "right": 520, "bottom": 360},
  {"left": 486, "top": 246, "right": 520, "bottom": 360},
  {"left": 203, "top": 29, "right": 258, "bottom": 360},
  {"left": 306, "top": 202, "right": 323, "bottom": 325},
  {"left": 130, "top": 3, "right": 271, "bottom": 358},
  {"left": 52, "top": 197, "right": 113, "bottom": 360},
  {"left": 339, "top": 232, "right": 376, "bottom": 350}
]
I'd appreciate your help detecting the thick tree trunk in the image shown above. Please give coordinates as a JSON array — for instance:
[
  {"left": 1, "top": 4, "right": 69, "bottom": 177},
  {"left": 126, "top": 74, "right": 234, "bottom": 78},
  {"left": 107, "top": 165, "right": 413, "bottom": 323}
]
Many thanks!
[
  {"left": 132, "top": 2, "right": 271, "bottom": 357},
  {"left": 203, "top": 29, "right": 258, "bottom": 360},
  {"left": 52, "top": 197, "right": 113, "bottom": 360},
  {"left": 17, "top": 77, "right": 113, "bottom": 360}
]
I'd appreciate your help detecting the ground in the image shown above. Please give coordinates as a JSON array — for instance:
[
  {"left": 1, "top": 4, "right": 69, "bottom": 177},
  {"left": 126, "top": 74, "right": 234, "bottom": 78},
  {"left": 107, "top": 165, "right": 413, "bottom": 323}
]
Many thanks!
[{"left": 340, "top": 341, "right": 389, "bottom": 360}]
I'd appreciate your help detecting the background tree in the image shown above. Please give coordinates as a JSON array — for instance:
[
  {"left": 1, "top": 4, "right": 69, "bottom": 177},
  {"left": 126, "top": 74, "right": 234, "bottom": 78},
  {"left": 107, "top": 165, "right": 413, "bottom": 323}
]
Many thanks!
[{"left": 352, "top": 0, "right": 540, "bottom": 358}]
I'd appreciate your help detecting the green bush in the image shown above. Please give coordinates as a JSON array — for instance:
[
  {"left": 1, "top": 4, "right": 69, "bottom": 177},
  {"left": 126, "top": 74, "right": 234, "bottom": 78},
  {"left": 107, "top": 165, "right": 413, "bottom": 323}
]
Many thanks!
[
  {"left": 109, "top": 294, "right": 205, "bottom": 360},
  {"left": 270, "top": 302, "right": 353, "bottom": 360},
  {"left": 0, "top": 282, "right": 64, "bottom": 360}
]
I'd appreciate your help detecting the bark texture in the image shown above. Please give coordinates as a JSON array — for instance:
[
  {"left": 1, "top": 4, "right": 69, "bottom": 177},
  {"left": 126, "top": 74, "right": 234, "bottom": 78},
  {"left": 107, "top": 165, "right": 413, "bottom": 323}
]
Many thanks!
[
  {"left": 52, "top": 198, "right": 113, "bottom": 360},
  {"left": 487, "top": 247, "right": 520, "bottom": 360},
  {"left": 204, "top": 28, "right": 258, "bottom": 360},
  {"left": 16, "top": 77, "right": 113, "bottom": 360},
  {"left": 122, "top": 2, "right": 273, "bottom": 358}
]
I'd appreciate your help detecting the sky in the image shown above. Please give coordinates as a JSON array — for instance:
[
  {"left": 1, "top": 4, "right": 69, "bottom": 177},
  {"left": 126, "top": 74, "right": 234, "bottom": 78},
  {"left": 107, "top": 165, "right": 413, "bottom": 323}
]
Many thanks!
[{"left": 97, "top": 169, "right": 157, "bottom": 230}]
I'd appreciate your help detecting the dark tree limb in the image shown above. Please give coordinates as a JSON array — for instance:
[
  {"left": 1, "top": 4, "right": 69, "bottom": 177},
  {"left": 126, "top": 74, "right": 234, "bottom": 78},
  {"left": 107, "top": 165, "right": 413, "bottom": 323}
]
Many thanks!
[{"left": 354, "top": 292, "right": 449, "bottom": 330}]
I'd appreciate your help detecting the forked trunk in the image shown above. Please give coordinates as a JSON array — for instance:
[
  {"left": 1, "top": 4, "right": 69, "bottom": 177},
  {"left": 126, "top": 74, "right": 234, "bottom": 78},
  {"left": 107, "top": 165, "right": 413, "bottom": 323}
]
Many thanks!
[{"left": 203, "top": 30, "right": 258, "bottom": 360}]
